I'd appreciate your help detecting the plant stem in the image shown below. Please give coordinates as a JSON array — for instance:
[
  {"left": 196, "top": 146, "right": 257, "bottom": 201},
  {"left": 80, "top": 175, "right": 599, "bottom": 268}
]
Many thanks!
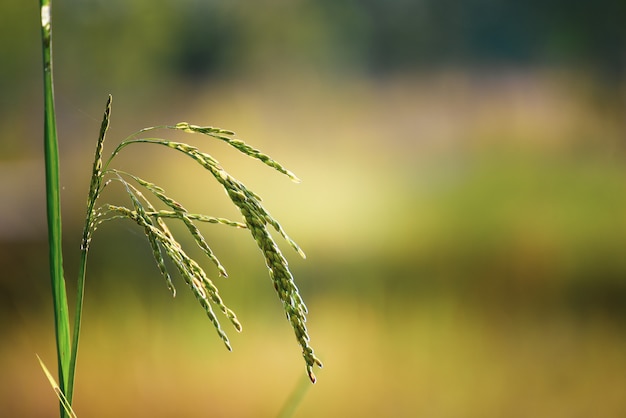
[
  {"left": 69, "top": 94, "right": 111, "bottom": 403},
  {"left": 68, "top": 244, "right": 87, "bottom": 404},
  {"left": 40, "top": 0, "right": 72, "bottom": 416}
]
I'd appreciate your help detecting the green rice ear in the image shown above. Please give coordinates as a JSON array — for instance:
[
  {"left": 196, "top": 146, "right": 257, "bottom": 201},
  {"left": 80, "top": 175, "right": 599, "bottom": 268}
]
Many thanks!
[{"left": 81, "top": 102, "right": 320, "bottom": 382}]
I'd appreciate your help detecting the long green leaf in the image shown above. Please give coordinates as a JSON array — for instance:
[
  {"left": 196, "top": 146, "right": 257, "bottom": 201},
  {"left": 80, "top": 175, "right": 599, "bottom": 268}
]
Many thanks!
[{"left": 40, "top": 1, "right": 72, "bottom": 416}]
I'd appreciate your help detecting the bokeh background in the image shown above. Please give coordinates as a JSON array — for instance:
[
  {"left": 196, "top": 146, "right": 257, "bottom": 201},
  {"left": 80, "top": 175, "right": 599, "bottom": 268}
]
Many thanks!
[{"left": 2, "top": 1, "right": 626, "bottom": 416}]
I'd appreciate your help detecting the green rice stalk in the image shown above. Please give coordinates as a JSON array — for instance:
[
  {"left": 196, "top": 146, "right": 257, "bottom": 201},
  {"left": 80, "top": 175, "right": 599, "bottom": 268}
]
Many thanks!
[{"left": 68, "top": 95, "right": 111, "bottom": 404}]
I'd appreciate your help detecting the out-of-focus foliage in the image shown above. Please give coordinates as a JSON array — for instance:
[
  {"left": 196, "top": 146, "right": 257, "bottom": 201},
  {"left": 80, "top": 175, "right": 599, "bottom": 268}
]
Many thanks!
[{"left": 3, "top": 0, "right": 626, "bottom": 98}]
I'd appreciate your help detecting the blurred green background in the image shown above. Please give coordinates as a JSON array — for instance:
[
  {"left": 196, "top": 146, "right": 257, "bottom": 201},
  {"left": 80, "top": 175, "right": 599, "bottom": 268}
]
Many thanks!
[{"left": 2, "top": 1, "right": 626, "bottom": 416}]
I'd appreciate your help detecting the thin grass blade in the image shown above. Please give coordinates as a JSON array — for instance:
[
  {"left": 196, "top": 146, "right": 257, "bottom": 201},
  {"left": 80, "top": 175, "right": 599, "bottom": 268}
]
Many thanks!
[{"left": 37, "top": 355, "right": 78, "bottom": 418}]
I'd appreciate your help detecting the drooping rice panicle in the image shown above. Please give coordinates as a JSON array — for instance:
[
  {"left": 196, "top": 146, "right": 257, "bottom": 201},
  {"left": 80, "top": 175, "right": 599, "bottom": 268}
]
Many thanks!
[
  {"left": 173, "top": 122, "right": 301, "bottom": 182},
  {"left": 143, "top": 218, "right": 176, "bottom": 296},
  {"left": 113, "top": 174, "right": 241, "bottom": 329},
  {"left": 115, "top": 177, "right": 178, "bottom": 245},
  {"left": 105, "top": 173, "right": 243, "bottom": 340},
  {"left": 94, "top": 125, "right": 319, "bottom": 380},
  {"left": 239, "top": 186, "right": 306, "bottom": 259},
  {"left": 177, "top": 249, "right": 242, "bottom": 332},
  {"left": 159, "top": 145, "right": 321, "bottom": 380},
  {"left": 116, "top": 170, "right": 229, "bottom": 277},
  {"left": 112, "top": 137, "right": 318, "bottom": 378},
  {"left": 108, "top": 203, "right": 241, "bottom": 348},
  {"left": 196, "top": 161, "right": 306, "bottom": 259},
  {"left": 228, "top": 189, "right": 322, "bottom": 382},
  {"left": 114, "top": 174, "right": 177, "bottom": 296}
]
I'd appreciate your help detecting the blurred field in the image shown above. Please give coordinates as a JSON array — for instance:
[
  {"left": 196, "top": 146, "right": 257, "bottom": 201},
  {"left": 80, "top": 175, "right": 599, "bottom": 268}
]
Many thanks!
[
  {"left": 2, "top": 72, "right": 626, "bottom": 417},
  {"left": 2, "top": 1, "right": 626, "bottom": 417},
  {"left": 4, "top": 291, "right": 626, "bottom": 417}
]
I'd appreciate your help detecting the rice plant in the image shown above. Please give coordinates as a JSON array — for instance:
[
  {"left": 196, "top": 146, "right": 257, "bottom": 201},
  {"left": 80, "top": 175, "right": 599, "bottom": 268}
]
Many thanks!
[{"left": 39, "top": 1, "right": 321, "bottom": 416}]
